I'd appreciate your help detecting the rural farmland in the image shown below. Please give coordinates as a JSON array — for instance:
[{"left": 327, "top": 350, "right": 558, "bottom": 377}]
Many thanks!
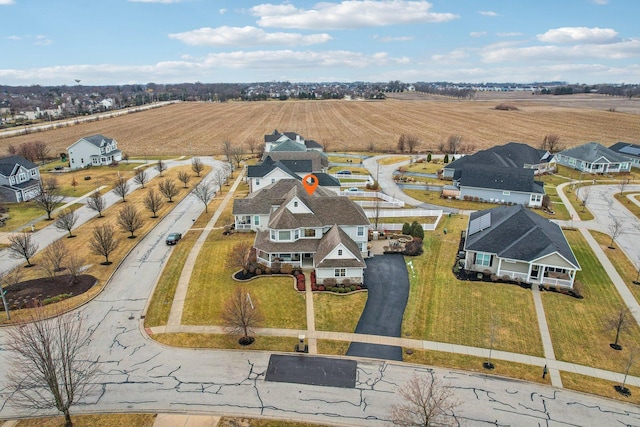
[{"left": 2, "top": 94, "right": 639, "bottom": 157}]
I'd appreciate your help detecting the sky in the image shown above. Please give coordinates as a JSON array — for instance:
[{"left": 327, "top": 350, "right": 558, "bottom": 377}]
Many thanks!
[{"left": 1, "top": 0, "right": 638, "bottom": 86}]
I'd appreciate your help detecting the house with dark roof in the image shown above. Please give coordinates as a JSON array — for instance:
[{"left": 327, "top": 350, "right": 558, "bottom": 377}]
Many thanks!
[
  {"left": 463, "top": 205, "right": 580, "bottom": 288},
  {"left": 443, "top": 142, "right": 555, "bottom": 179},
  {"left": 247, "top": 155, "right": 337, "bottom": 193},
  {"left": 67, "top": 134, "right": 122, "bottom": 170},
  {"left": 556, "top": 142, "right": 631, "bottom": 174},
  {"left": 609, "top": 142, "right": 640, "bottom": 169},
  {"left": 0, "top": 155, "right": 41, "bottom": 202},
  {"left": 264, "top": 129, "right": 323, "bottom": 153},
  {"left": 233, "top": 179, "right": 369, "bottom": 284},
  {"left": 458, "top": 165, "right": 545, "bottom": 207}
]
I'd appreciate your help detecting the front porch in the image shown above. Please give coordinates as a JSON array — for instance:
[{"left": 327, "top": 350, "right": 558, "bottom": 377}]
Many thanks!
[
  {"left": 256, "top": 250, "right": 315, "bottom": 268},
  {"left": 497, "top": 264, "right": 575, "bottom": 288}
]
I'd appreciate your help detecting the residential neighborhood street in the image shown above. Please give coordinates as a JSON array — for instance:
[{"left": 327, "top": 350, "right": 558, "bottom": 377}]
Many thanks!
[{"left": 2, "top": 161, "right": 640, "bottom": 426}]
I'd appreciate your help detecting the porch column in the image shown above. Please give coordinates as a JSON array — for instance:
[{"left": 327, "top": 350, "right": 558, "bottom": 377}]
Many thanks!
[{"left": 526, "top": 263, "right": 533, "bottom": 282}]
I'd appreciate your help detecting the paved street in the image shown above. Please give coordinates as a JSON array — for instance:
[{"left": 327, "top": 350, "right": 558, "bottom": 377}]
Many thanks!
[{"left": 2, "top": 161, "right": 640, "bottom": 425}]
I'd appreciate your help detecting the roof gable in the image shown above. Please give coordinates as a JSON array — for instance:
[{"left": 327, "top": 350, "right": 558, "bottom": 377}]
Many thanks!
[
  {"left": 315, "top": 225, "right": 365, "bottom": 269},
  {"left": 0, "top": 155, "right": 37, "bottom": 176}
]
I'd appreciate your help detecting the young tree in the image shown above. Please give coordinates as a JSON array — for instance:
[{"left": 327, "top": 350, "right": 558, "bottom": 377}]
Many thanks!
[
  {"left": 156, "top": 159, "right": 167, "bottom": 177},
  {"left": 211, "top": 168, "right": 227, "bottom": 191},
  {"left": 8, "top": 232, "right": 39, "bottom": 267},
  {"left": 226, "top": 241, "right": 253, "bottom": 272},
  {"left": 33, "top": 182, "right": 63, "bottom": 220},
  {"left": 6, "top": 308, "right": 98, "bottom": 427},
  {"left": 86, "top": 191, "right": 106, "bottom": 217},
  {"left": 221, "top": 286, "right": 264, "bottom": 345},
  {"left": 616, "top": 347, "right": 639, "bottom": 396},
  {"left": 230, "top": 147, "right": 244, "bottom": 170},
  {"left": 619, "top": 177, "right": 630, "bottom": 194},
  {"left": 223, "top": 140, "right": 233, "bottom": 162},
  {"left": 608, "top": 307, "right": 631, "bottom": 350},
  {"left": 112, "top": 177, "right": 130, "bottom": 202},
  {"left": 191, "top": 157, "right": 204, "bottom": 177},
  {"left": 133, "top": 168, "right": 148, "bottom": 188},
  {"left": 40, "top": 239, "right": 67, "bottom": 278},
  {"left": 246, "top": 138, "right": 257, "bottom": 155},
  {"left": 0, "top": 267, "right": 22, "bottom": 319},
  {"left": 397, "top": 134, "right": 406, "bottom": 153},
  {"left": 389, "top": 374, "right": 460, "bottom": 427},
  {"left": 32, "top": 140, "right": 50, "bottom": 164},
  {"left": 193, "top": 180, "right": 215, "bottom": 213},
  {"left": 43, "top": 176, "right": 59, "bottom": 191},
  {"left": 66, "top": 253, "right": 85, "bottom": 284},
  {"left": 117, "top": 204, "right": 144, "bottom": 238},
  {"left": 541, "top": 134, "right": 563, "bottom": 153},
  {"left": 484, "top": 315, "right": 500, "bottom": 370},
  {"left": 143, "top": 188, "right": 164, "bottom": 218},
  {"left": 177, "top": 170, "right": 192, "bottom": 188},
  {"left": 579, "top": 185, "right": 591, "bottom": 212},
  {"left": 405, "top": 134, "right": 420, "bottom": 154},
  {"left": 55, "top": 208, "right": 79, "bottom": 238},
  {"left": 89, "top": 224, "right": 119, "bottom": 264},
  {"left": 447, "top": 135, "right": 462, "bottom": 155},
  {"left": 608, "top": 216, "right": 624, "bottom": 249},
  {"left": 158, "top": 178, "right": 179, "bottom": 202}
]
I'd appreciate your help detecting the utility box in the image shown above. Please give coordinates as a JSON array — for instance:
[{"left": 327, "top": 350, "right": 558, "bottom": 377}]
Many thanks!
[{"left": 295, "top": 334, "right": 308, "bottom": 353}]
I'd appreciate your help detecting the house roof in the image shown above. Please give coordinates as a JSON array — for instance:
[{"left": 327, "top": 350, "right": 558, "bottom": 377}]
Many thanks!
[
  {"left": 270, "top": 139, "right": 307, "bottom": 152},
  {"left": 264, "top": 150, "right": 328, "bottom": 170},
  {"left": 446, "top": 142, "right": 551, "bottom": 172},
  {"left": 254, "top": 230, "right": 320, "bottom": 253},
  {"left": 233, "top": 179, "right": 334, "bottom": 215},
  {"left": 609, "top": 142, "right": 640, "bottom": 160},
  {"left": 280, "top": 159, "right": 312, "bottom": 173},
  {"left": 81, "top": 134, "right": 115, "bottom": 147},
  {"left": 464, "top": 205, "right": 579, "bottom": 269},
  {"left": 305, "top": 139, "right": 323, "bottom": 149},
  {"left": 458, "top": 164, "right": 545, "bottom": 194},
  {"left": 559, "top": 142, "right": 628, "bottom": 163},
  {"left": 247, "top": 157, "right": 300, "bottom": 179},
  {"left": 264, "top": 130, "right": 303, "bottom": 143},
  {"left": 0, "top": 155, "right": 37, "bottom": 176},
  {"left": 315, "top": 225, "right": 366, "bottom": 269},
  {"left": 314, "top": 173, "right": 340, "bottom": 187}
]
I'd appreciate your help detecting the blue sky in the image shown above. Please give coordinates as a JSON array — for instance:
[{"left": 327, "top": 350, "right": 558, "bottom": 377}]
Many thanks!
[{"left": 1, "top": 0, "right": 638, "bottom": 85}]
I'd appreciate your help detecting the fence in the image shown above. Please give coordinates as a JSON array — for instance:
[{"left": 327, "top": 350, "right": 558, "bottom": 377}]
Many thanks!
[{"left": 365, "top": 209, "right": 444, "bottom": 231}]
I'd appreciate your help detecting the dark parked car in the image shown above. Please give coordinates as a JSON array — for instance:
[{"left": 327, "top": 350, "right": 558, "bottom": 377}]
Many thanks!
[
  {"left": 336, "top": 170, "right": 352, "bottom": 175},
  {"left": 166, "top": 232, "right": 182, "bottom": 245}
]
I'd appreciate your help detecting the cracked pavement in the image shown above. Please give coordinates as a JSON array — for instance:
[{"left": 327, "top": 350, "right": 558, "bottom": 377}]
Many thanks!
[{"left": 2, "top": 163, "right": 640, "bottom": 425}]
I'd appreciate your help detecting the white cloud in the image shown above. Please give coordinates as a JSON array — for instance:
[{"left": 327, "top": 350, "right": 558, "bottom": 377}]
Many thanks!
[
  {"left": 219, "top": 8, "right": 227, "bottom": 14},
  {"left": 251, "top": 1, "right": 458, "bottom": 30},
  {"left": 469, "top": 32, "right": 486, "bottom": 37},
  {"left": 592, "top": 0, "right": 608, "bottom": 4},
  {"left": 6, "top": 35, "right": 21, "bottom": 40},
  {"left": 537, "top": 27, "right": 619, "bottom": 44},
  {"left": 0, "top": 0, "right": 15, "bottom": 5},
  {"left": 373, "top": 35, "right": 414, "bottom": 42},
  {"left": 479, "top": 11, "right": 498, "bottom": 17},
  {"left": 431, "top": 49, "right": 468, "bottom": 63},
  {"left": 496, "top": 32, "right": 523, "bottom": 37},
  {"left": 168, "top": 26, "right": 331, "bottom": 47},
  {"left": 34, "top": 35, "right": 53, "bottom": 46}
]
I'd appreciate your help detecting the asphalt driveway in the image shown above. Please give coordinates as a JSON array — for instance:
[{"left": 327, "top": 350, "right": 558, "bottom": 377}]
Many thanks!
[{"left": 346, "top": 254, "right": 410, "bottom": 361}]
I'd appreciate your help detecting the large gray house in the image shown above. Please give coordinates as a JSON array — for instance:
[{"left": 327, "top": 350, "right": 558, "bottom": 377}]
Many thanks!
[
  {"left": 67, "top": 134, "right": 122, "bottom": 170},
  {"left": 609, "top": 142, "right": 640, "bottom": 169},
  {"left": 0, "top": 155, "right": 41, "bottom": 203},
  {"left": 463, "top": 204, "right": 580, "bottom": 289},
  {"left": 556, "top": 142, "right": 631, "bottom": 174}
]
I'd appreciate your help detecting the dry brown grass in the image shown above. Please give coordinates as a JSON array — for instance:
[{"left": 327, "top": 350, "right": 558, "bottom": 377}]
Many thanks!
[{"left": 2, "top": 97, "right": 639, "bottom": 157}]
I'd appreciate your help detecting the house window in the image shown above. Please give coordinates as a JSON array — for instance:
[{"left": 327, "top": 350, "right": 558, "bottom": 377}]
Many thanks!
[
  {"left": 502, "top": 191, "right": 510, "bottom": 196},
  {"left": 254, "top": 216, "right": 260, "bottom": 226},
  {"left": 81, "top": 158, "right": 84, "bottom": 163},
  {"left": 294, "top": 201, "right": 298, "bottom": 207},
  {"left": 475, "top": 252, "right": 492, "bottom": 267},
  {"left": 18, "top": 173, "right": 26, "bottom": 182},
  {"left": 338, "top": 249, "right": 343, "bottom": 256},
  {"left": 530, "top": 194, "right": 542, "bottom": 203},
  {"left": 622, "top": 163, "right": 629, "bottom": 169},
  {"left": 255, "top": 178, "right": 260, "bottom": 186},
  {"left": 9, "top": 177, "right": 15, "bottom": 184},
  {"left": 294, "top": 229, "right": 299, "bottom": 239},
  {"left": 30, "top": 170, "right": 37, "bottom": 176},
  {"left": 271, "top": 179, "right": 275, "bottom": 183},
  {"left": 71, "top": 158, "right": 75, "bottom": 163},
  {"left": 334, "top": 268, "right": 346, "bottom": 277},
  {"left": 568, "top": 158, "right": 576, "bottom": 166},
  {"left": 278, "top": 230, "right": 291, "bottom": 240},
  {"left": 357, "top": 226, "right": 364, "bottom": 237},
  {"left": 304, "top": 228, "right": 315, "bottom": 237},
  {"left": 270, "top": 230, "right": 276, "bottom": 240}
]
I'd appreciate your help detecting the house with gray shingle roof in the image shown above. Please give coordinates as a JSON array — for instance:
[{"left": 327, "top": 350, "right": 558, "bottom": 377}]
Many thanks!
[
  {"left": 556, "top": 142, "right": 631, "bottom": 174},
  {"left": 264, "top": 129, "right": 324, "bottom": 153},
  {"left": 67, "top": 134, "right": 122, "bottom": 170},
  {"left": 463, "top": 204, "right": 580, "bottom": 288},
  {"left": 0, "top": 155, "right": 41, "bottom": 202},
  {"left": 608, "top": 142, "right": 640, "bottom": 169},
  {"left": 233, "top": 179, "right": 369, "bottom": 284},
  {"left": 247, "top": 155, "right": 337, "bottom": 193}
]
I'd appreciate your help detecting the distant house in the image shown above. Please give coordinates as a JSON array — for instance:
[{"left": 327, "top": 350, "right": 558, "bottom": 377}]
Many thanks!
[
  {"left": 0, "top": 155, "right": 41, "bottom": 202},
  {"left": 247, "top": 155, "right": 338, "bottom": 193},
  {"left": 458, "top": 165, "right": 545, "bottom": 207},
  {"left": 463, "top": 205, "right": 580, "bottom": 289},
  {"left": 67, "top": 134, "right": 122, "bottom": 170},
  {"left": 556, "top": 142, "right": 631, "bottom": 174},
  {"left": 264, "top": 130, "right": 324, "bottom": 153},
  {"left": 233, "top": 179, "right": 369, "bottom": 285},
  {"left": 609, "top": 142, "right": 640, "bottom": 169}
]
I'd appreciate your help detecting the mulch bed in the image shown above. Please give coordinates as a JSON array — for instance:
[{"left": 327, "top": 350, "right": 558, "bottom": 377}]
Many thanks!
[{"left": 1, "top": 274, "right": 97, "bottom": 311}]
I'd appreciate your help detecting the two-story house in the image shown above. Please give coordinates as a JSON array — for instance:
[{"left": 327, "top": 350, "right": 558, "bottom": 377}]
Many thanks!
[
  {"left": 247, "top": 155, "right": 338, "bottom": 193},
  {"left": 264, "top": 129, "right": 324, "bottom": 153},
  {"left": 67, "top": 134, "right": 122, "bottom": 170},
  {"left": 0, "top": 155, "right": 41, "bottom": 202},
  {"left": 233, "top": 179, "right": 370, "bottom": 285}
]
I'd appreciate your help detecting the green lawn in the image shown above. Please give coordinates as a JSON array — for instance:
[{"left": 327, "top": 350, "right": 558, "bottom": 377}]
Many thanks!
[
  {"left": 327, "top": 155, "right": 363, "bottom": 164},
  {"left": 402, "top": 215, "right": 544, "bottom": 356},
  {"left": 182, "top": 230, "right": 307, "bottom": 329},
  {"left": 543, "top": 229, "right": 640, "bottom": 376},
  {"left": 404, "top": 162, "right": 443, "bottom": 174},
  {"left": 615, "top": 192, "right": 640, "bottom": 220},
  {"left": 154, "top": 333, "right": 298, "bottom": 352},
  {"left": 590, "top": 230, "right": 640, "bottom": 304},
  {"left": 403, "top": 189, "right": 502, "bottom": 212},
  {"left": 313, "top": 292, "right": 367, "bottom": 332},
  {"left": 327, "top": 166, "right": 369, "bottom": 175}
]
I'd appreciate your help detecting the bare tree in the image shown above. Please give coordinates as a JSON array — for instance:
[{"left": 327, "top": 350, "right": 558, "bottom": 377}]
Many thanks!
[
  {"left": 484, "top": 315, "right": 500, "bottom": 370},
  {"left": 32, "top": 140, "right": 50, "bottom": 164},
  {"left": 447, "top": 135, "right": 462, "bottom": 155},
  {"left": 0, "top": 267, "right": 22, "bottom": 319},
  {"left": 117, "top": 204, "right": 144, "bottom": 238},
  {"left": 40, "top": 239, "right": 67, "bottom": 279},
  {"left": 608, "top": 307, "right": 632, "bottom": 350},
  {"left": 8, "top": 232, "right": 39, "bottom": 267},
  {"left": 86, "top": 191, "right": 106, "bottom": 217},
  {"left": 619, "top": 177, "right": 630, "bottom": 194},
  {"left": 158, "top": 178, "right": 180, "bottom": 202},
  {"left": 55, "top": 208, "right": 79, "bottom": 238},
  {"left": 112, "top": 177, "right": 130, "bottom": 202},
  {"left": 246, "top": 138, "right": 257, "bottom": 155},
  {"left": 193, "top": 180, "right": 215, "bottom": 213},
  {"left": 541, "top": 134, "right": 563, "bottom": 153},
  {"left": 43, "top": 176, "right": 59, "bottom": 191},
  {"left": 211, "top": 168, "right": 227, "bottom": 192},
  {"left": 389, "top": 374, "right": 460, "bottom": 427},
  {"left": 191, "top": 157, "right": 204, "bottom": 177},
  {"left": 397, "top": 134, "right": 406, "bottom": 153},
  {"left": 437, "top": 141, "right": 446, "bottom": 154},
  {"left": 177, "top": 170, "right": 191, "bottom": 188},
  {"left": 156, "top": 159, "right": 167, "bottom": 177},
  {"left": 405, "top": 134, "right": 420, "bottom": 154},
  {"left": 143, "top": 188, "right": 164, "bottom": 218},
  {"left": 89, "top": 224, "right": 119, "bottom": 264},
  {"left": 608, "top": 216, "right": 624, "bottom": 249},
  {"left": 223, "top": 140, "right": 233, "bottom": 162},
  {"left": 6, "top": 308, "right": 98, "bottom": 427},
  {"left": 578, "top": 185, "right": 591, "bottom": 213},
  {"left": 133, "top": 168, "right": 148, "bottom": 188},
  {"left": 221, "top": 286, "right": 264, "bottom": 345},
  {"left": 616, "top": 347, "right": 639, "bottom": 396},
  {"left": 33, "top": 182, "right": 63, "bottom": 220},
  {"left": 66, "top": 253, "right": 85, "bottom": 284},
  {"left": 230, "top": 147, "right": 244, "bottom": 170},
  {"left": 226, "top": 241, "right": 253, "bottom": 272}
]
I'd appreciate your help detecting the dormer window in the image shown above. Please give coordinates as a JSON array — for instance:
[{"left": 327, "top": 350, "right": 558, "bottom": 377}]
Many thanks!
[
  {"left": 294, "top": 201, "right": 298, "bottom": 207},
  {"left": 338, "top": 249, "right": 343, "bottom": 256}
]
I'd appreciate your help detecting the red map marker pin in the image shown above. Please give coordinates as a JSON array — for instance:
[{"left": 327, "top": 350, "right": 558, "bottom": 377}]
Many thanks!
[{"left": 302, "top": 174, "right": 319, "bottom": 195}]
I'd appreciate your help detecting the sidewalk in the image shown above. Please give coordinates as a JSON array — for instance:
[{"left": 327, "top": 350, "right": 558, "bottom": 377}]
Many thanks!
[{"left": 153, "top": 414, "right": 220, "bottom": 427}]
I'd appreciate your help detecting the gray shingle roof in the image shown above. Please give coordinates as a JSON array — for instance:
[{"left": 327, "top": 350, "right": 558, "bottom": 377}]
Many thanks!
[
  {"left": 0, "top": 155, "right": 37, "bottom": 176},
  {"left": 247, "top": 157, "right": 300, "bottom": 179},
  {"left": 446, "top": 142, "right": 550, "bottom": 173},
  {"left": 609, "top": 142, "right": 640, "bottom": 160},
  {"left": 270, "top": 140, "right": 307, "bottom": 152},
  {"left": 459, "top": 164, "right": 544, "bottom": 194},
  {"left": 464, "top": 205, "right": 579, "bottom": 268},
  {"left": 254, "top": 230, "right": 320, "bottom": 253},
  {"left": 264, "top": 150, "right": 328, "bottom": 170},
  {"left": 80, "top": 134, "right": 114, "bottom": 147},
  {"left": 233, "top": 179, "right": 335, "bottom": 215},
  {"left": 559, "top": 142, "right": 628, "bottom": 163},
  {"left": 315, "top": 225, "right": 365, "bottom": 269}
]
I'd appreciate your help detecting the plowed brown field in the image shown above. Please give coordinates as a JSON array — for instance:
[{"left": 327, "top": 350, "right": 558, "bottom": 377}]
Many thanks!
[{"left": 2, "top": 96, "right": 639, "bottom": 156}]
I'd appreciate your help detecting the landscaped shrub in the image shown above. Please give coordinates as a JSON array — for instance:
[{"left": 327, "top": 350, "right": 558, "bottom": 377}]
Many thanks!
[
  {"left": 342, "top": 278, "right": 351, "bottom": 287},
  {"left": 264, "top": 267, "right": 272, "bottom": 275},
  {"left": 271, "top": 261, "right": 281, "bottom": 274},
  {"left": 318, "top": 285, "right": 325, "bottom": 291},
  {"left": 331, "top": 287, "right": 339, "bottom": 292},
  {"left": 255, "top": 268, "right": 262, "bottom": 275},
  {"left": 350, "top": 285, "right": 356, "bottom": 292},
  {"left": 297, "top": 283, "right": 305, "bottom": 291},
  {"left": 403, "top": 238, "right": 423, "bottom": 256},
  {"left": 324, "top": 278, "right": 337, "bottom": 288},
  {"left": 427, "top": 153, "right": 432, "bottom": 162},
  {"left": 281, "top": 264, "right": 293, "bottom": 275},
  {"left": 402, "top": 222, "right": 412, "bottom": 235},
  {"left": 356, "top": 285, "right": 362, "bottom": 290},
  {"left": 410, "top": 221, "right": 424, "bottom": 239}
]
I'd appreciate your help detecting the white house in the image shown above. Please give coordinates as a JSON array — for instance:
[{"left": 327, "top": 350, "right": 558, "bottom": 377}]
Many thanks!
[
  {"left": 67, "top": 134, "right": 122, "bottom": 170},
  {"left": 556, "top": 142, "right": 631, "bottom": 174},
  {"left": 0, "top": 155, "right": 41, "bottom": 203},
  {"left": 264, "top": 130, "right": 324, "bottom": 153}
]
